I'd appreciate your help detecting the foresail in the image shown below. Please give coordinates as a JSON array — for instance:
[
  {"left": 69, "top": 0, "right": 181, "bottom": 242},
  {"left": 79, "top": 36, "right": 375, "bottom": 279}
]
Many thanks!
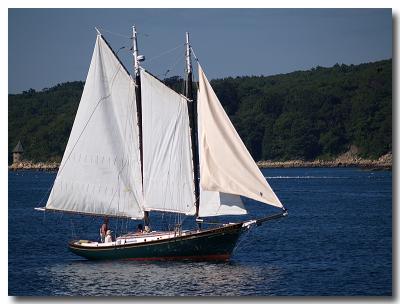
[
  {"left": 197, "top": 101, "right": 247, "bottom": 217},
  {"left": 197, "top": 64, "right": 283, "bottom": 209},
  {"left": 141, "top": 70, "right": 196, "bottom": 215},
  {"left": 46, "top": 35, "right": 144, "bottom": 219},
  {"left": 199, "top": 190, "right": 246, "bottom": 217}
]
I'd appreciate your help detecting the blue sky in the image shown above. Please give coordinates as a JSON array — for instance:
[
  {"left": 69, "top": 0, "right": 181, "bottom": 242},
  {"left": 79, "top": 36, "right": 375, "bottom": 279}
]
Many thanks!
[{"left": 8, "top": 8, "right": 392, "bottom": 93}]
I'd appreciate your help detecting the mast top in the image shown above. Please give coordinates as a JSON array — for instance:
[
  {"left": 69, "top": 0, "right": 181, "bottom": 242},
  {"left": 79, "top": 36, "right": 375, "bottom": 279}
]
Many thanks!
[
  {"left": 132, "top": 26, "right": 139, "bottom": 77},
  {"left": 185, "top": 32, "right": 192, "bottom": 75},
  {"left": 132, "top": 25, "right": 145, "bottom": 77}
]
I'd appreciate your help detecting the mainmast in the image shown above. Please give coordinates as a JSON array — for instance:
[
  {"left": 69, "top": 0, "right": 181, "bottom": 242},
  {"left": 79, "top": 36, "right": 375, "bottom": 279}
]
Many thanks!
[
  {"left": 185, "top": 32, "right": 201, "bottom": 218},
  {"left": 132, "top": 26, "right": 150, "bottom": 229}
]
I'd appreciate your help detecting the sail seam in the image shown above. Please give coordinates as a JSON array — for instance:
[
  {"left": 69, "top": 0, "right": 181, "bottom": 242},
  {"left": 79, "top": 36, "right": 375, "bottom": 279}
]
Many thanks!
[
  {"left": 55, "top": 93, "right": 110, "bottom": 179},
  {"left": 55, "top": 52, "right": 120, "bottom": 182}
]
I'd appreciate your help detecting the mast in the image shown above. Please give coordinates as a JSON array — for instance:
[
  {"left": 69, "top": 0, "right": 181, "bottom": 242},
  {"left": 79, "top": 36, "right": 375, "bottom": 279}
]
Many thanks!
[
  {"left": 132, "top": 26, "right": 150, "bottom": 228},
  {"left": 185, "top": 32, "right": 201, "bottom": 218}
]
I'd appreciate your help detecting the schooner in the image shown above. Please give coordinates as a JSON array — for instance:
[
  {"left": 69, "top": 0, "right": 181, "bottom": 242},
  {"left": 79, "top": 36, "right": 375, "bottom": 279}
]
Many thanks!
[{"left": 35, "top": 26, "right": 287, "bottom": 261}]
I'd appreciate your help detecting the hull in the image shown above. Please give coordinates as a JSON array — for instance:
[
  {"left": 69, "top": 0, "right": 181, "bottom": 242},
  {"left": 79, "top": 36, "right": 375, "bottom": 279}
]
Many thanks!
[{"left": 68, "top": 223, "right": 244, "bottom": 261}]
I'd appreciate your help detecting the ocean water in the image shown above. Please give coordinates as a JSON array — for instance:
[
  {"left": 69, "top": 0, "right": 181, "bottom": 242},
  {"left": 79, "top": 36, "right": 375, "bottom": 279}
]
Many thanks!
[{"left": 8, "top": 168, "right": 392, "bottom": 296}]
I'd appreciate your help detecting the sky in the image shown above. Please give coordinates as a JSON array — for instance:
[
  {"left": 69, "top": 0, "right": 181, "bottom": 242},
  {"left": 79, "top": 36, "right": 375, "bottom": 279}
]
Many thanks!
[{"left": 8, "top": 8, "right": 392, "bottom": 93}]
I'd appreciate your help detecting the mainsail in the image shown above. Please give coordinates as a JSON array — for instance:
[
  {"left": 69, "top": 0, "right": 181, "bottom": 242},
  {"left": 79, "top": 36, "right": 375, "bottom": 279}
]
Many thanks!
[
  {"left": 45, "top": 34, "right": 144, "bottom": 219},
  {"left": 141, "top": 70, "right": 196, "bottom": 215},
  {"left": 197, "top": 64, "right": 283, "bottom": 209}
]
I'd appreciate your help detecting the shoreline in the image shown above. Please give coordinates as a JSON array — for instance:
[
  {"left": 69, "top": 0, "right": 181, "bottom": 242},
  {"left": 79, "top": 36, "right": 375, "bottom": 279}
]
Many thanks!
[
  {"left": 256, "top": 160, "right": 391, "bottom": 170},
  {"left": 257, "top": 152, "right": 392, "bottom": 170},
  {"left": 9, "top": 156, "right": 392, "bottom": 172},
  {"left": 9, "top": 161, "right": 60, "bottom": 171}
]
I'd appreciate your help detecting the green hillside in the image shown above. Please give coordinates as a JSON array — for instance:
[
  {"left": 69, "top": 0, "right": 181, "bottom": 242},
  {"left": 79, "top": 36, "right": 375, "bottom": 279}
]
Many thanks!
[{"left": 8, "top": 59, "right": 391, "bottom": 164}]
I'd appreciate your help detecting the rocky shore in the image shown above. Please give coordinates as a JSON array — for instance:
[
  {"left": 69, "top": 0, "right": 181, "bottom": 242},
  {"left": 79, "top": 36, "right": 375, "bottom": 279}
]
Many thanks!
[
  {"left": 9, "top": 152, "right": 392, "bottom": 171},
  {"left": 9, "top": 160, "right": 60, "bottom": 171},
  {"left": 257, "top": 152, "right": 392, "bottom": 170}
]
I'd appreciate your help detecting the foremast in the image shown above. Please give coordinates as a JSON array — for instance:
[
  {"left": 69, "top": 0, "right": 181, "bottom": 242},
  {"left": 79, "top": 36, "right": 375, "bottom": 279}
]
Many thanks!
[
  {"left": 132, "top": 26, "right": 150, "bottom": 229},
  {"left": 184, "top": 32, "right": 201, "bottom": 219}
]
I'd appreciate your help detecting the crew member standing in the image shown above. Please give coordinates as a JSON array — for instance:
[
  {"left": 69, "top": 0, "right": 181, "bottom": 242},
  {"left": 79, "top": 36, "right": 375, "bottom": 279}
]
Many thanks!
[{"left": 99, "top": 217, "right": 109, "bottom": 243}]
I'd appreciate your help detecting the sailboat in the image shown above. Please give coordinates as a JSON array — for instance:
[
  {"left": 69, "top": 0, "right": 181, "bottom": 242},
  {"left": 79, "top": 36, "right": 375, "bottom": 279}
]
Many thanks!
[{"left": 35, "top": 26, "right": 287, "bottom": 261}]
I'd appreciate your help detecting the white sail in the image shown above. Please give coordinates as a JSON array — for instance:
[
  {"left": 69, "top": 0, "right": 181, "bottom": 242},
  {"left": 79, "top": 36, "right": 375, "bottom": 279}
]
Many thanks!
[
  {"left": 197, "top": 99, "right": 247, "bottom": 217},
  {"left": 141, "top": 70, "right": 196, "bottom": 215},
  {"left": 199, "top": 190, "right": 246, "bottom": 217},
  {"left": 197, "top": 64, "right": 283, "bottom": 209},
  {"left": 46, "top": 35, "right": 144, "bottom": 219}
]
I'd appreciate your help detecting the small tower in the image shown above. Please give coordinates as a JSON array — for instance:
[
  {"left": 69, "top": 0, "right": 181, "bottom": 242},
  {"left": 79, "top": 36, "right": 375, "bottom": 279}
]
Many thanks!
[{"left": 12, "top": 140, "right": 24, "bottom": 164}]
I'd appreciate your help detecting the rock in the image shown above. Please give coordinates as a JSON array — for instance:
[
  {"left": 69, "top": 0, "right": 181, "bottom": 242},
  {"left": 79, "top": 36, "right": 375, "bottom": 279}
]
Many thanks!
[{"left": 8, "top": 160, "right": 60, "bottom": 171}]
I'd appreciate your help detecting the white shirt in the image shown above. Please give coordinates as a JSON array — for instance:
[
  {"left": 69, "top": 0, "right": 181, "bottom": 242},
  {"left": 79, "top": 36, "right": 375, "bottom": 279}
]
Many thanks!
[{"left": 105, "top": 235, "right": 112, "bottom": 243}]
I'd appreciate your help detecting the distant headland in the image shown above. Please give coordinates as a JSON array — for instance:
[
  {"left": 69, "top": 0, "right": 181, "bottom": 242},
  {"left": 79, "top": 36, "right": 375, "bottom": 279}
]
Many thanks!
[{"left": 9, "top": 59, "right": 392, "bottom": 167}]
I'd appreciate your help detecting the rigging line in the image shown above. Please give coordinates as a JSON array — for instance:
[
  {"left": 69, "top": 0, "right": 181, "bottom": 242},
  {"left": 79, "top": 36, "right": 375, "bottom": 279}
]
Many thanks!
[
  {"left": 42, "top": 206, "right": 46, "bottom": 224},
  {"left": 97, "top": 27, "right": 131, "bottom": 39},
  {"left": 70, "top": 219, "right": 76, "bottom": 239},
  {"left": 56, "top": 210, "right": 64, "bottom": 225},
  {"left": 70, "top": 213, "right": 96, "bottom": 235},
  {"left": 232, "top": 225, "right": 253, "bottom": 256},
  {"left": 169, "top": 48, "right": 185, "bottom": 73},
  {"left": 54, "top": 93, "right": 110, "bottom": 179},
  {"left": 190, "top": 47, "right": 199, "bottom": 62},
  {"left": 189, "top": 50, "right": 200, "bottom": 99},
  {"left": 103, "top": 89, "right": 143, "bottom": 218},
  {"left": 180, "top": 213, "right": 189, "bottom": 228},
  {"left": 161, "top": 106, "right": 182, "bottom": 216},
  {"left": 37, "top": 181, "right": 54, "bottom": 208},
  {"left": 186, "top": 55, "right": 199, "bottom": 93},
  {"left": 145, "top": 43, "right": 184, "bottom": 64},
  {"left": 116, "top": 172, "right": 121, "bottom": 236},
  {"left": 151, "top": 47, "right": 184, "bottom": 80}
]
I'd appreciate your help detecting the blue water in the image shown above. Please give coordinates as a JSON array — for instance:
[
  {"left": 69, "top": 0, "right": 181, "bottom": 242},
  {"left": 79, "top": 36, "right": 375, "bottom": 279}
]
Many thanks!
[{"left": 8, "top": 168, "right": 392, "bottom": 296}]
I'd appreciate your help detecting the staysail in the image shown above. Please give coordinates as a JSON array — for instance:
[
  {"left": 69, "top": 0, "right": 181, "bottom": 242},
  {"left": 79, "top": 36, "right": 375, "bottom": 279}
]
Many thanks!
[
  {"left": 199, "top": 190, "right": 246, "bottom": 217},
  {"left": 45, "top": 35, "right": 144, "bottom": 219},
  {"left": 141, "top": 70, "right": 196, "bottom": 215},
  {"left": 197, "top": 101, "right": 246, "bottom": 217},
  {"left": 197, "top": 64, "right": 283, "bottom": 209}
]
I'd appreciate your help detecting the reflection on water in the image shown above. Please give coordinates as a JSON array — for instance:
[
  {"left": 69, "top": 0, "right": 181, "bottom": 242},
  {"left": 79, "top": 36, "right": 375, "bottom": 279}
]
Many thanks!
[{"left": 46, "top": 260, "right": 283, "bottom": 296}]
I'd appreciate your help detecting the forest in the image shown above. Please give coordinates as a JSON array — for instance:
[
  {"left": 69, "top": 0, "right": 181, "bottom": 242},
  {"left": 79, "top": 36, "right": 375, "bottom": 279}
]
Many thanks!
[{"left": 8, "top": 59, "right": 391, "bottom": 164}]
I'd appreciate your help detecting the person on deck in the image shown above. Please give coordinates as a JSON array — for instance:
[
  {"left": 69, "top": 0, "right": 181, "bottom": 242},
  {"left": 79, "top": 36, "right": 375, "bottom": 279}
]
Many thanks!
[
  {"left": 136, "top": 224, "right": 143, "bottom": 233},
  {"left": 105, "top": 230, "right": 113, "bottom": 243},
  {"left": 99, "top": 217, "right": 109, "bottom": 243}
]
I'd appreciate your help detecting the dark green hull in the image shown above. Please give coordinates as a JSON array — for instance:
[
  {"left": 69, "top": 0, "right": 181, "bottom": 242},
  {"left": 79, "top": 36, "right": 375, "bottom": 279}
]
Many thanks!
[{"left": 68, "top": 223, "right": 244, "bottom": 261}]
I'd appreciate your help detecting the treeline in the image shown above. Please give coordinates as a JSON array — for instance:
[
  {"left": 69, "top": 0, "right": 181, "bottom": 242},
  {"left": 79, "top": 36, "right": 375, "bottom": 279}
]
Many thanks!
[
  {"left": 212, "top": 59, "right": 392, "bottom": 161},
  {"left": 9, "top": 82, "right": 83, "bottom": 163},
  {"left": 8, "top": 59, "right": 391, "bottom": 163}
]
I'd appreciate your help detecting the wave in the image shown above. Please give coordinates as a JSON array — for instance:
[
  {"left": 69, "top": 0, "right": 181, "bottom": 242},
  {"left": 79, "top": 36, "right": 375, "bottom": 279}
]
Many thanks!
[{"left": 264, "top": 176, "right": 350, "bottom": 179}]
